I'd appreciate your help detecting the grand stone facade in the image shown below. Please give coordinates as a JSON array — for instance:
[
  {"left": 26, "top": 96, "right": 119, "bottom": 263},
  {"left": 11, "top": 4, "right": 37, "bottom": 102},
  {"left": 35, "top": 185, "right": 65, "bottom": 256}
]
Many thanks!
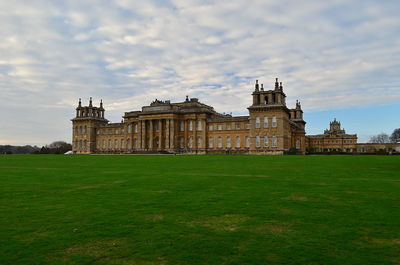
[
  {"left": 306, "top": 119, "right": 358, "bottom": 153},
  {"left": 72, "top": 78, "right": 307, "bottom": 154}
]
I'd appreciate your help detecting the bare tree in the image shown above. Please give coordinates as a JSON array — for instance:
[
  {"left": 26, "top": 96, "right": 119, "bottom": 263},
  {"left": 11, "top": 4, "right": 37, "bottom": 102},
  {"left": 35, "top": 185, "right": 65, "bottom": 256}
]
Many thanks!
[
  {"left": 369, "top": 133, "right": 390, "bottom": 143},
  {"left": 390, "top": 128, "right": 400, "bottom": 143}
]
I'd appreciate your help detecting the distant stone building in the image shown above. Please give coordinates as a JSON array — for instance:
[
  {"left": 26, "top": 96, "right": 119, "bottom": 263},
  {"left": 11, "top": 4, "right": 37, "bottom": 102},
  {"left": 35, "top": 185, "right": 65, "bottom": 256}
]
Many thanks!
[
  {"left": 71, "top": 78, "right": 307, "bottom": 154},
  {"left": 306, "top": 119, "right": 358, "bottom": 153}
]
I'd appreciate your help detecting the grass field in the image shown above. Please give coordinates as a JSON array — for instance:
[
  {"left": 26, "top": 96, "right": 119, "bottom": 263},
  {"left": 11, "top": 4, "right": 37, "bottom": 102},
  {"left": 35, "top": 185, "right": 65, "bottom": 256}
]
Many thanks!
[{"left": 0, "top": 155, "right": 399, "bottom": 265}]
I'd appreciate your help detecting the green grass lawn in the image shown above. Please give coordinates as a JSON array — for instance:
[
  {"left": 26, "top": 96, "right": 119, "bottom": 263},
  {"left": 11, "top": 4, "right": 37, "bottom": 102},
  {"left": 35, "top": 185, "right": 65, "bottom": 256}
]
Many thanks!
[{"left": 0, "top": 155, "right": 399, "bottom": 265}]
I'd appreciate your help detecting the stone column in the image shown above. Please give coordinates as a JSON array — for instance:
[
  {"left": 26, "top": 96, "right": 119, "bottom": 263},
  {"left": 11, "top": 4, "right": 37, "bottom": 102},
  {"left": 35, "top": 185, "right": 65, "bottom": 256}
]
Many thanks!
[
  {"left": 184, "top": 120, "right": 188, "bottom": 149},
  {"left": 170, "top": 119, "right": 175, "bottom": 150},
  {"left": 193, "top": 119, "right": 197, "bottom": 151},
  {"left": 202, "top": 119, "right": 207, "bottom": 151},
  {"left": 141, "top": 120, "right": 146, "bottom": 150},
  {"left": 149, "top": 120, "right": 153, "bottom": 149},
  {"left": 159, "top": 119, "right": 163, "bottom": 149},
  {"left": 165, "top": 119, "right": 170, "bottom": 149}
]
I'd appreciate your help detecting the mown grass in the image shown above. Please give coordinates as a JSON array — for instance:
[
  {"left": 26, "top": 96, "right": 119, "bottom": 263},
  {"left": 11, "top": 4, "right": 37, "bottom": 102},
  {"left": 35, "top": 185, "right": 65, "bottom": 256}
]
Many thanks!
[{"left": 0, "top": 155, "right": 399, "bottom": 265}]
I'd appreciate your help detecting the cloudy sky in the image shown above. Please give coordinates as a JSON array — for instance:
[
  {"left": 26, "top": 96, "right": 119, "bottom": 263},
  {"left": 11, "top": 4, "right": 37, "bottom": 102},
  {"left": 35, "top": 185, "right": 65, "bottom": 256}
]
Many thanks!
[{"left": 1, "top": 0, "right": 399, "bottom": 146}]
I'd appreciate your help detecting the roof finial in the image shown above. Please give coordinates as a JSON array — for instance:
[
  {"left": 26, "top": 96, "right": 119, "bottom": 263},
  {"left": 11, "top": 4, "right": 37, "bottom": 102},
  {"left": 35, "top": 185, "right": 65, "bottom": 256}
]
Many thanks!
[
  {"left": 255, "top": 80, "right": 259, "bottom": 91},
  {"left": 279, "top": 82, "right": 283, "bottom": 90},
  {"left": 89, "top": 97, "right": 93, "bottom": 107},
  {"left": 100, "top": 99, "right": 103, "bottom": 109},
  {"left": 185, "top": 95, "right": 189, "bottom": 101},
  {"left": 261, "top": 84, "right": 264, "bottom": 91},
  {"left": 275, "top": 78, "right": 279, "bottom": 90},
  {"left": 78, "top": 98, "right": 81, "bottom": 107}
]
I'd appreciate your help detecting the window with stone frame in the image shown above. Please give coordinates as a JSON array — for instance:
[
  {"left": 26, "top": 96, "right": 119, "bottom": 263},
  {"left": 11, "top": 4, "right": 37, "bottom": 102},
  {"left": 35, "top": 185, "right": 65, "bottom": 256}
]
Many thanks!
[
  {"left": 155, "top": 120, "right": 160, "bottom": 131},
  {"left": 179, "top": 137, "right": 184, "bottom": 148},
  {"left": 217, "top": 136, "right": 222, "bottom": 148},
  {"left": 255, "top": 117, "right": 261, "bottom": 128},
  {"left": 272, "top": 116, "right": 277, "bottom": 128},
  {"left": 189, "top": 120, "right": 193, "bottom": 131},
  {"left": 245, "top": 136, "right": 250, "bottom": 148},
  {"left": 235, "top": 136, "right": 241, "bottom": 148},
  {"left": 264, "top": 117, "right": 268, "bottom": 128},
  {"left": 134, "top": 124, "right": 138, "bottom": 133},
  {"left": 264, "top": 135, "right": 269, "bottom": 147},
  {"left": 188, "top": 136, "right": 193, "bottom": 148},
  {"left": 272, "top": 136, "right": 277, "bottom": 147},
  {"left": 256, "top": 136, "right": 261, "bottom": 147},
  {"left": 218, "top": 124, "right": 223, "bottom": 130},
  {"left": 236, "top": 123, "right": 241, "bottom": 130},
  {"left": 180, "top": 121, "right": 185, "bottom": 131},
  {"left": 209, "top": 124, "right": 214, "bottom": 131},
  {"left": 209, "top": 136, "right": 214, "bottom": 148},
  {"left": 197, "top": 136, "right": 202, "bottom": 148},
  {"left": 128, "top": 124, "right": 132, "bottom": 133},
  {"left": 227, "top": 124, "right": 231, "bottom": 130},
  {"left": 197, "top": 120, "right": 202, "bottom": 131},
  {"left": 226, "top": 136, "right": 231, "bottom": 148}
]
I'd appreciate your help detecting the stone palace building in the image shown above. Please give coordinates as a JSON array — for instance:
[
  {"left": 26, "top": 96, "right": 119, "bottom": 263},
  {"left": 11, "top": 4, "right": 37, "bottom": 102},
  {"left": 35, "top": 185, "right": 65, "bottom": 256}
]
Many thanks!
[{"left": 72, "top": 78, "right": 307, "bottom": 154}]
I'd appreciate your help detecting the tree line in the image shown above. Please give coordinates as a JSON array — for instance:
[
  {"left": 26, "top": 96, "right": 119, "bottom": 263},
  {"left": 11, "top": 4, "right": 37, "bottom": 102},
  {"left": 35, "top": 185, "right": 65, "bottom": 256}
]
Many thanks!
[
  {"left": 1, "top": 141, "right": 72, "bottom": 154},
  {"left": 369, "top": 128, "right": 400, "bottom": 143}
]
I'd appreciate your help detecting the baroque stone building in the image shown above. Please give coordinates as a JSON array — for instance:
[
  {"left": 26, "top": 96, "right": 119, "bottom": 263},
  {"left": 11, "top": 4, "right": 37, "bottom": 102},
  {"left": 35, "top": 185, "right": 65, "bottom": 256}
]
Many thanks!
[
  {"left": 71, "top": 78, "right": 307, "bottom": 154},
  {"left": 306, "top": 118, "right": 358, "bottom": 153}
]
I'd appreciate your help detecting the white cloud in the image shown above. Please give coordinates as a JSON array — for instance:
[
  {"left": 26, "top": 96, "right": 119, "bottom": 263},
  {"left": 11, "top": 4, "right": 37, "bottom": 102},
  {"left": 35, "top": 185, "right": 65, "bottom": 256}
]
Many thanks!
[{"left": 0, "top": 0, "right": 399, "bottom": 145}]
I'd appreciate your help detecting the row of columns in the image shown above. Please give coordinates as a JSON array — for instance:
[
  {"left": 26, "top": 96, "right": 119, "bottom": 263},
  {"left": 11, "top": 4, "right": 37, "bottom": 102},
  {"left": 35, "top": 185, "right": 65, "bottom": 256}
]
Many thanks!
[{"left": 134, "top": 118, "right": 206, "bottom": 151}]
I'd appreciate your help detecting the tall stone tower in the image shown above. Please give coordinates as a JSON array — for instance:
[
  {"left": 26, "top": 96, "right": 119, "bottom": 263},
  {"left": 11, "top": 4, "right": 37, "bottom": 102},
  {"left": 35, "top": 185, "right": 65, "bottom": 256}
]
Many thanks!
[
  {"left": 248, "top": 78, "right": 305, "bottom": 154},
  {"left": 71, "top": 98, "right": 108, "bottom": 154}
]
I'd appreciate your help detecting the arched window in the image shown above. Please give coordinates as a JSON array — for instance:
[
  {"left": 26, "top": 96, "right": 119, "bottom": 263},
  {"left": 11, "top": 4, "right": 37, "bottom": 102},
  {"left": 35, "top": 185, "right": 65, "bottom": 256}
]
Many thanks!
[
  {"left": 134, "top": 124, "right": 138, "bottom": 133},
  {"left": 189, "top": 120, "right": 193, "bottom": 131},
  {"left": 256, "top": 136, "right": 261, "bottom": 147},
  {"left": 255, "top": 117, "right": 260, "bottom": 128},
  {"left": 209, "top": 124, "right": 214, "bottom": 131},
  {"left": 209, "top": 137, "right": 214, "bottom": 148},
  {"left": 114, "top": 139, "right": 118, "bottom": 149},
  {"left": 264, "top": 96, "right": 268, "bottom": 104},
  {"left": 128, "top": 124, "right": 132, "bottom": 133},
  {"left": 264, "top": 117, "right": 268, "bottom": 128},
  {"left": 197, "top": 120, "right": 202, "bottom": 131},
  {"left": 226, "top": 136, "right": 231, "bottom": 148},
  {"left": 180, "top": 121, "right": 185, "bottom": 132},
  {"left": 245, "top": 137, "right": 250, "bottom": 148},
  {"left": 272, "top": 116, "right": 277, "bottom": 128},
  {"left": 264, "top": 136, "right": 269, "bottom": 147},
  {"left": 217, "top": 136, "right": 222, "bottom": 148},
  {"left": 235, "top": 136, "right": 241, "bottom": 148},
  {"left": 197, "top": 136, "right": 202, "bottom": 148}
]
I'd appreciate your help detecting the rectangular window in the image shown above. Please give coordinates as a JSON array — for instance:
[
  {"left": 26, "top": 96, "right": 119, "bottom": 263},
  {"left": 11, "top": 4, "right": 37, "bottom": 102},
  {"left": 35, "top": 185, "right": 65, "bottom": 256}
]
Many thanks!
[
  {"left": 179, "top": 137, "right": 184, "bottom": 148},
  {"left": 155, "top": 121, "right": 160, "bottom": 131},
  {"left": 272, "top": 116, "right": 277, "bottom": 128},
  {"left": 128, "top": 124, "right": 132, "bottom": 133},
  {"left": 188, "top": 136, "right": 193, "bottom": 148},
  {"left": 256, "top": 136, "right": 261, "bottom": 147},
  {"left": 209, "top": 124, "right": 214, "bottom": 131},
  {"left": 180, "top": 121, "right": 185, "bottom": 132},
  {"left": 134, "top": 124, "right": 138, "bottom": 133},
  {"left": 189, "top": 120, "right": 193, "bottom": 131},
  {"left": 217, "top": 136, "right": 222, "bottom": 148},
  {"left": 218, "top": 124, "right": 222, "bottom": 130},
  {"left": 264, "top": 135, "right": 268, "bottom": 147},
  {"left": 236, "top": 123, "right": 241, "bottom": 130},
  {"left": 209, "top": 137, "right": 214, "bottom": 148},
  {"left": 264, "top": 117, "right": 268, "bottom": 128},
  {"left": 235, "top": 136, "right": 240, "bottom": 148},
  {"left": 272, "top": 136, "right": 277, "bottom": 147},
  {"left": 197, "top": 120, "right": 202, "bottom": 131},
  {"left": 227, "top": 124, "right": 231, "bottom": 130},
  {"left": 246, "top": 136, "right": 250, "bottom": 148},
  {"left": 255, "top": 117, "right": 260, "bottom": 128},
  {"left": 197, "top": 136, "right": 202, "bottom": 148},
  {"left": 226, "top": 136, "right": 231, "bottom": 148}
]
